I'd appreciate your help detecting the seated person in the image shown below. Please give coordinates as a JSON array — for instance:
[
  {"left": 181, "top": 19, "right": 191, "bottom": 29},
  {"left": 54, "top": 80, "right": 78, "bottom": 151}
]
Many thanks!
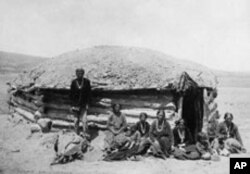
[
  {"left": 51, "top": 131, "right": 91, "bottom": 165},
  {"left": 149, "top": 109, "right": 173, "bottom": 159},
  {"left": 119, "top": 126, "right": 141, "bottom": 150},
  {"left": 196, "top": 132, "right": 213, "bottom": 160},
  {"left": 103, "top": 126, "right": 141, "bottom": 161},
  {"left": 216, "top": 113, "right": 245, "bottom": 153},
  {"left": 133, "top": 112, "right": 151, "bottom": 155},
  {"left": 211, "top": 135, "right": 230, "bottom": 157},
  {"left": 105, "top": 113, "right": 152, "bottom": 161},
  {"left": 172, "top": 119, "right": 200, "bottom": 160},
  {"left": 173, "top": 118, "right": 193, "bottom": 148},
  {"left": 104, "top": 103, "right": 127, "bottom": 153},
  {"left": 207, "top": 111, "right": 220, "bottom": 143}
]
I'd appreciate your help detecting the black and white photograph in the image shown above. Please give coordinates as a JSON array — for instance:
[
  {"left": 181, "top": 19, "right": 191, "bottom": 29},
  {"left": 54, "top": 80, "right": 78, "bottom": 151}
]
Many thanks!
[{"left": 0, "top": 0, "right": 249, "bottom": 174}]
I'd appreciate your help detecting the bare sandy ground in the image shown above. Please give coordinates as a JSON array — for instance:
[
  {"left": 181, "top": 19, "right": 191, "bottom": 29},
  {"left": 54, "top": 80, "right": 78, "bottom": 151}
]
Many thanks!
[
  {"left": 0, "top": 75, "right": 249, "bottom": 174},
  {"left": 0, "top": 115, "right": 235, "bottom": 174}
]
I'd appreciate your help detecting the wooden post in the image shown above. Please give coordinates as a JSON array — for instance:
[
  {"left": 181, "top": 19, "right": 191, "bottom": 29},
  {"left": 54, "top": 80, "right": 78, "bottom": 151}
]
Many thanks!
[
  {"left": 177, "top": 96, "right": 184, "bottom": 119},
  {"left": 203, "top": 88, "right": 209, "bottom": 122},
  {"left": 202, "top": 88, "right": 210, "bottom": 132}
]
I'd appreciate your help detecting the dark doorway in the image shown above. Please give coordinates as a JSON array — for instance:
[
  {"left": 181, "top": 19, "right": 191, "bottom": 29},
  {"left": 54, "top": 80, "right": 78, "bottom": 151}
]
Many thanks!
[{"left": 182, "top": 88, "right": 203, "bottom": 142}]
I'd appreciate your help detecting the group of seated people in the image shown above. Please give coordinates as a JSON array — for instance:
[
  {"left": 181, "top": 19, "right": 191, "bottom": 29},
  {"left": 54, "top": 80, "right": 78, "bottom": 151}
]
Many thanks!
[{"left": 103, "top": 103, "right": 246, "bottom": 161}]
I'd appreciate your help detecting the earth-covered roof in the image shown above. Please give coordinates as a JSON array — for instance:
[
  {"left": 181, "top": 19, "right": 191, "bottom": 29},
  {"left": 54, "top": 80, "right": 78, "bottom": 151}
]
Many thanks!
[{"left": 12, "top": 46, "right": 217, "bottom": 90}]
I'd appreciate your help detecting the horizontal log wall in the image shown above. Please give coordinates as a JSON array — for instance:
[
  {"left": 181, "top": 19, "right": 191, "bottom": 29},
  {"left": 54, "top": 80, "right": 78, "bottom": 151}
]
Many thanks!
[
  {"left": 43, "top": 89, "right": 176, "bottom": 118},
  {"left": 10, "top": 89, "right": 178, "bottom": 129}
]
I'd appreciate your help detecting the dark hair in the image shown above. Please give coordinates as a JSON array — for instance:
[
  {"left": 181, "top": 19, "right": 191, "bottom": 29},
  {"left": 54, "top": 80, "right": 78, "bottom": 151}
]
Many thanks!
[
  {"left": 139, "top": 112, "right": 148, "bottom": 119},
  {"left": 175, "top": 118, "right": 185, "bottom": 126},
  {"left": 112, "top": 103, "right": 122, "bottom": 112},
  {"left": 212, "top": 89, "right": 218, "bottom": 98},
  {"left": 197, "top": 132, "right": 208, "bottom": 142},
  {"left": 156, "top": 109, "right": 165, "bottom": 117},
  {"left": 76, "top": 68, "right": 85, "bottom": 73},
  {"left": 224, "top": 112, "right": 233, "bottom": 120},
  {"left": 130, "top": 125, "right": 137, "bottom": 133}
]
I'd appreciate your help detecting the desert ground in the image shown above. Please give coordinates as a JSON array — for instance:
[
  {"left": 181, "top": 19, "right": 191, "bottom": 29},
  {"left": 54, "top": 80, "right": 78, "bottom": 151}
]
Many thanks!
[{"left": 0, "top": 73, "right": 250, "bottom": 174}]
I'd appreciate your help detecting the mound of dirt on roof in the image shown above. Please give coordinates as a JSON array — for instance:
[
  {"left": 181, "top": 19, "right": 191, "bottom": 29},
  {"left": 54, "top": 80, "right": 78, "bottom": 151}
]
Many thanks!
[{"left": 12, "top": 46, "right": 217, "bottom": 89}]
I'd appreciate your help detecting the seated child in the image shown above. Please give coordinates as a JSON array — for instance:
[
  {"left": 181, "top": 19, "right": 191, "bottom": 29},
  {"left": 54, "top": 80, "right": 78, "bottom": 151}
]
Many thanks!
[{"left": 196, "top": 132, "right": 213, "bottom": 160}]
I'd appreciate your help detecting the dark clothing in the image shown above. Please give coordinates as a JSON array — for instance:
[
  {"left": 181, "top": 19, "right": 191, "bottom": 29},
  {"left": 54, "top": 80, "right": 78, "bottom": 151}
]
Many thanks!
[
  {"left": 134, "top": 121, "right": 150, "bottom": 137},
  {"left": 149, "top": 120, "right": 173, "bottom": 141},
  {"left": 217, "top": 121, "right": 243, "bottom": 145},
  {"left": 173, "top": 127, "right": 193, "bottom": 146},
  {"left": 149, "top": 120, "right": 173, "bottom": 157},
  {"left": 70, "top": 78, "right": 91, "bottom": 107},
  {"left": 103, "top": 143, "right": 140, "bottom": 161},
  {"left": 70, "top": 77, "right": 91, "bottom": 135},
  {"left": 172, "top": 129, "right": 199, "bottom": 160},
  {"left": 128, "top": 121, "right": 151, "bottom": 155}
]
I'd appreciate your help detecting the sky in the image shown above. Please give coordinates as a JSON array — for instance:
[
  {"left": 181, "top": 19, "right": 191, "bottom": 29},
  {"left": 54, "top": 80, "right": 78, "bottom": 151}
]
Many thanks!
[{"left": 0, "top": 0, "right": 249, "bottom": 72}]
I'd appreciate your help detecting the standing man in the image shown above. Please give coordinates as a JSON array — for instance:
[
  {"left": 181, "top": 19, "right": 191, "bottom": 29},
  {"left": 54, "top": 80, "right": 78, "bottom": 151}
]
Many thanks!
[{"left": 70, "top": 68, "right": 91, "bottom": 135}]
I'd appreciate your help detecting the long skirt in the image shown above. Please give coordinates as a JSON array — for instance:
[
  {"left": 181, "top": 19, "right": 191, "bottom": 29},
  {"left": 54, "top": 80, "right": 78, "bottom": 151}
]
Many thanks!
[
  {"left": 225, "top": 138, "right": 246, "bottom": 153},
  {"left": 136, "top": 137, "right": 151, "bottom": 155},
  {"left": 104, "top": 131, "right": 128, "bottom": 150},
  {"left": 157, "top": 136, "right": 172, "bottom": 156},
  {"left": 150, "top": 136, "right": 172, "bottom": 158},
  {"left": 103, "top": 143, "right": 140, "bottom": 161},
  {"left": 173, "top": 145, "right": 200, "bottom": 160}
]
